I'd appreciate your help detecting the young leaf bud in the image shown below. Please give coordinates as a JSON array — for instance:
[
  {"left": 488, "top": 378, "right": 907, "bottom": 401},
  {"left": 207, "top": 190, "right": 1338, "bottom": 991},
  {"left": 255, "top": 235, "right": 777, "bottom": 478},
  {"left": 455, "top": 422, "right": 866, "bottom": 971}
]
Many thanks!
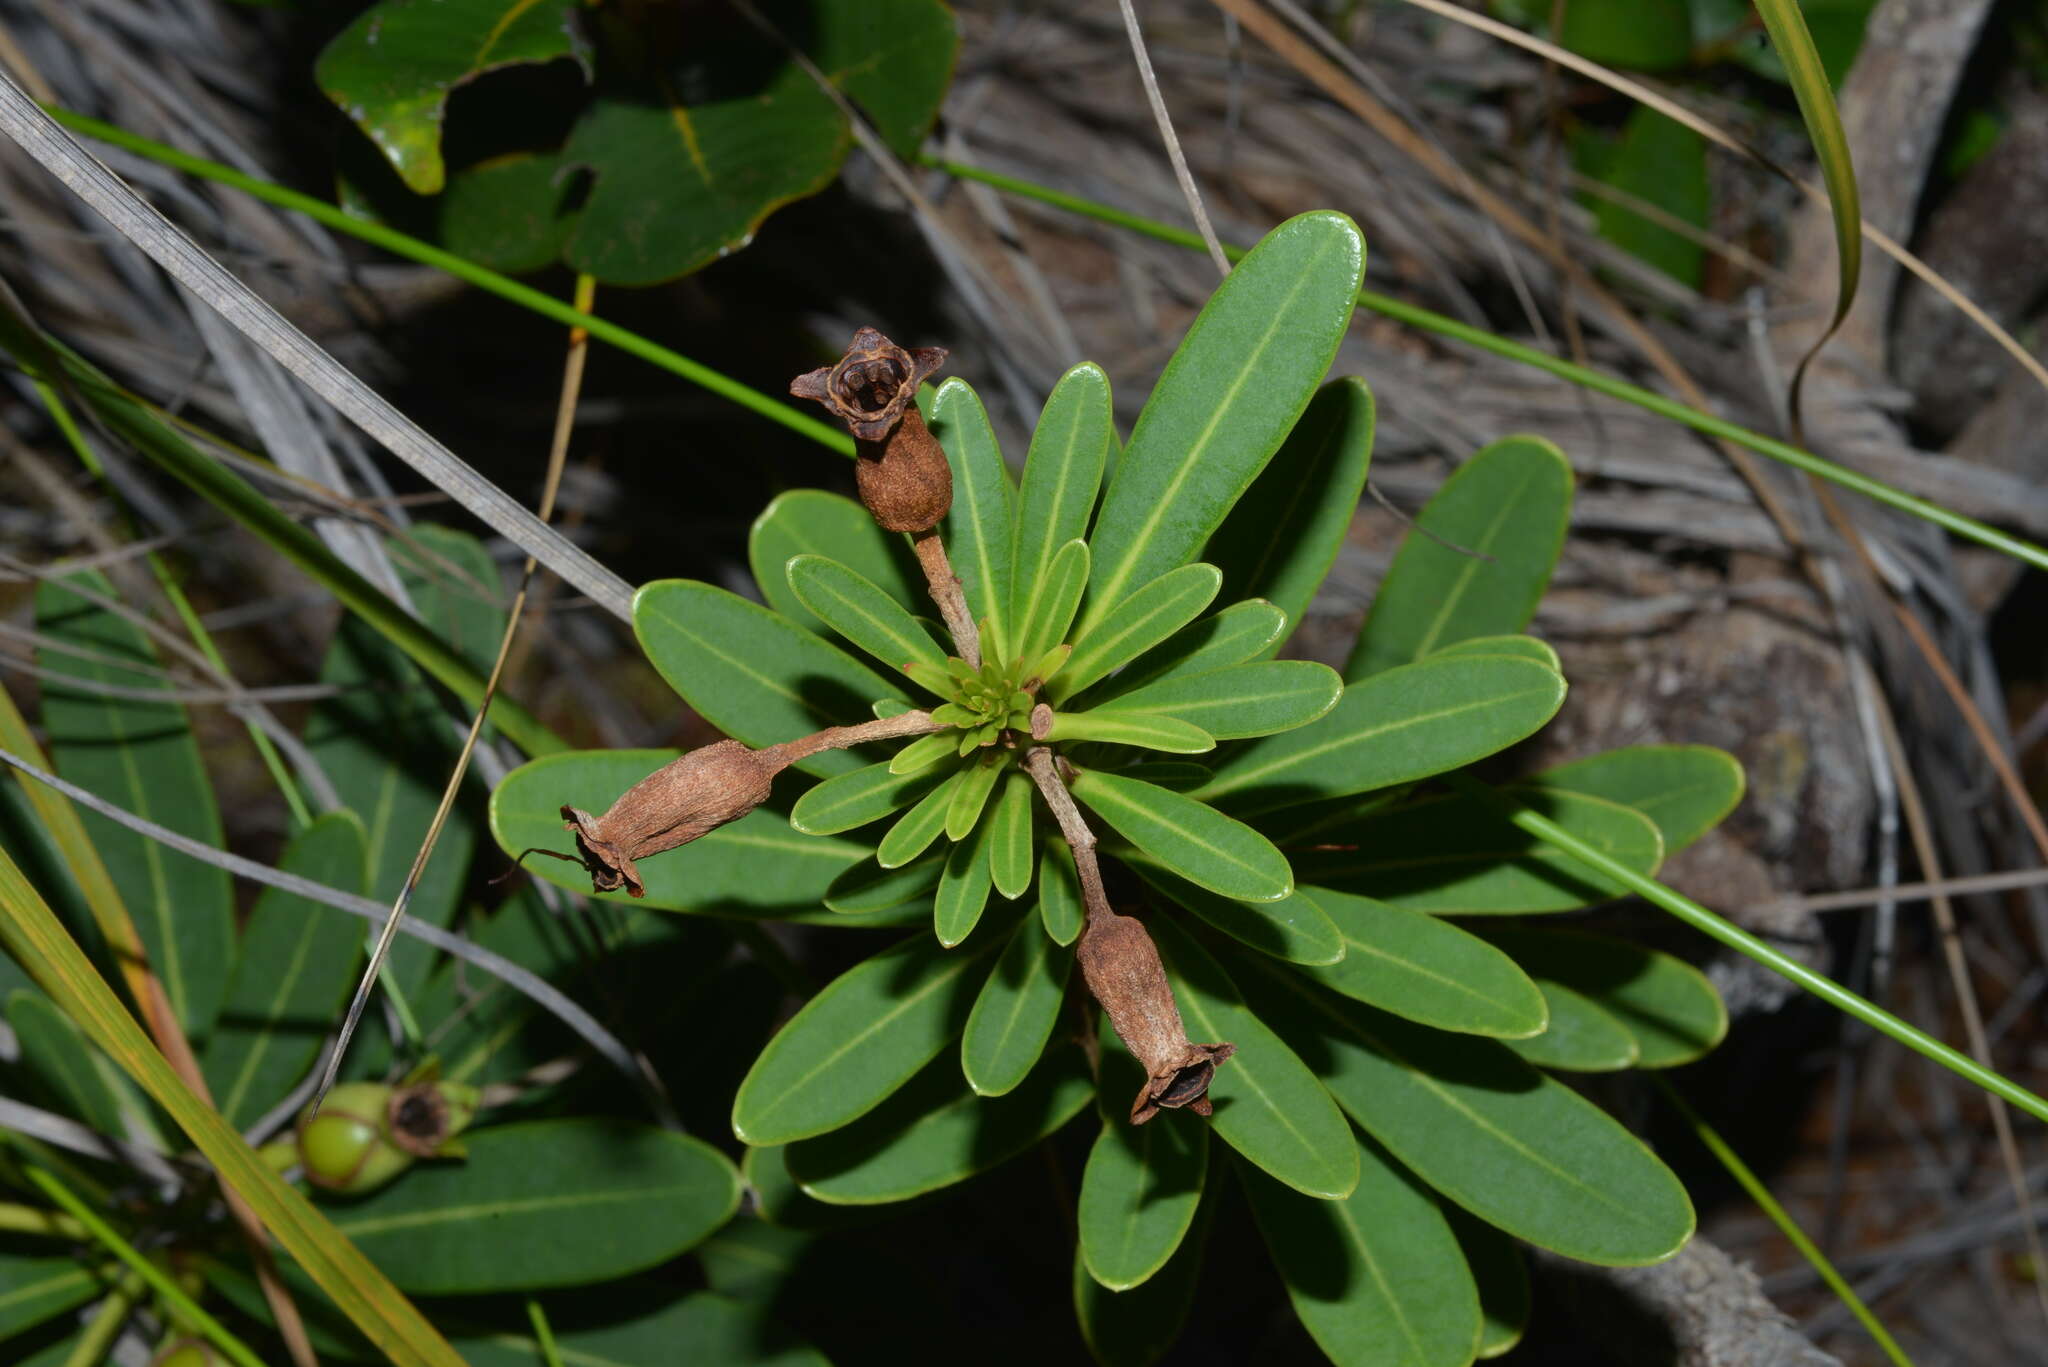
[
  {"left": 790, "top": 327, "right": 953, "bottom": 532},
  {"left": 1075, "top": 909, "right": 1235, "bottom": 1124},
  {"left": 561, "top": 739, "right": 780, "bottom": 897}
]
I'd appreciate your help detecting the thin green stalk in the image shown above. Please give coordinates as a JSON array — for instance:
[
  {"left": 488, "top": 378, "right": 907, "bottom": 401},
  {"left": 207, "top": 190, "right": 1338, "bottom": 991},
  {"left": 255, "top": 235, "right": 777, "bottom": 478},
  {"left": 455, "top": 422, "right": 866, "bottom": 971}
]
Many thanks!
[
  {"left": 1651, "top": 1076, "right": 1912, "bottom": 1367},
  {"left": 0, "top": 1200, "right": 87, "bottom": 1238},
  {"left": 18, "top": 1161, "right": 266, "bottom": 1367},
  {"left": 47, "top": 107, "right": 854, "bottom": 459},
  {"left": 526, "top": 1298, "right": 566, "bottom": 1367},
  {"left": 1445, "top": 772, "right": 2048, "bottom": 1125},
  {"left": 58, "top": 1273, "right": 140, "bottom": 1367},
  {"left": 920, "top": 156, "right": 2048, "bottom": 576}
]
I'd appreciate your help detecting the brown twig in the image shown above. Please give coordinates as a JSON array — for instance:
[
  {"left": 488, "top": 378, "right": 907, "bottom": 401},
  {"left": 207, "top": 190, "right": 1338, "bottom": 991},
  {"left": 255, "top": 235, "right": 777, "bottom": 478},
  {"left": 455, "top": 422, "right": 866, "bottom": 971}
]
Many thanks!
[{"left": 911, "top": 531, "right": 982, "bottom": 668}]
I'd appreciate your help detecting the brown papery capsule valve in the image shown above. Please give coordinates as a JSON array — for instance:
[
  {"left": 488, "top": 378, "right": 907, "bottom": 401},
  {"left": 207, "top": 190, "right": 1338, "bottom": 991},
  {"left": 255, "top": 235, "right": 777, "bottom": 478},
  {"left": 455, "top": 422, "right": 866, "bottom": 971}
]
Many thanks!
[
  {"left": 790, "top": 327, "right": 953, "bottom": 532},
  {"left": 561, "top": 739, "right": 780, "bottom": 897},
  {"left": 1076, "top": 907, "right": 1236, "bottom": 1124}
]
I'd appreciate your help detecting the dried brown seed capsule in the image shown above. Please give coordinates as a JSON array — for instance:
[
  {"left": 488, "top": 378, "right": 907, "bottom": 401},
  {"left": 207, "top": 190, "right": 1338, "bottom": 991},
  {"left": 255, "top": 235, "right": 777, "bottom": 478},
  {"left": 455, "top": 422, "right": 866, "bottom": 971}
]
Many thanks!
[
  {"left": 561, "top": 739, "right": 780, "bottom": 897},
  {"left": 1075, "top": 907, "right": 1235, "bottom": 1124},
  {"left": 791, "top": 327, "right": 954, "bottom": 533}
]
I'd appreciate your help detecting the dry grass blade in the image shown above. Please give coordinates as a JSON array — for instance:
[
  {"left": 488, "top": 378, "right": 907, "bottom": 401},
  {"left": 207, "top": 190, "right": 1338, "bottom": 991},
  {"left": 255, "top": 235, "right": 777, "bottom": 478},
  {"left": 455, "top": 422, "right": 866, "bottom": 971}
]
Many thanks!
[{"left": 1117, "top": 0, "right": 1231, "bottom": 276}]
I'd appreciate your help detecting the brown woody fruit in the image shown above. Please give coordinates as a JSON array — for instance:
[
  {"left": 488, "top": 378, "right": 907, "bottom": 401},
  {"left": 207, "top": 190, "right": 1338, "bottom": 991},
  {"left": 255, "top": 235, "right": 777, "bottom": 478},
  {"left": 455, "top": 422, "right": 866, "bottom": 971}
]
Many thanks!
[
  {"left": 561, "top": 739, "right": 779, "bottom": 897},
  {"left": 1076, "top": 906, "right": 1236, "bottom": 1124},
  {"left": 790, "top": 327, "right": 953, "bottom": 532}
]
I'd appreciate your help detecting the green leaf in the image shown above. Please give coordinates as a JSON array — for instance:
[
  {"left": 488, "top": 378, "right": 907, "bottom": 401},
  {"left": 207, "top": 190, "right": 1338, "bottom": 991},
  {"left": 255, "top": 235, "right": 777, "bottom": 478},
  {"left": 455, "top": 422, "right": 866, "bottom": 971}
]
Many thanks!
[
  {"left": 1077, "top": 1029, "right": 1207, "bottom": 1290},
  {"left": 750, "top": 489, "right": 925, "bottom": 634},
  {"left": 1584, "top": 107, "right": 1709, "bottom": 286},
  {"left": 929, "top": 380, "right": 1015, "bottom": 647},
  {"left": 1427, "top": 633, "right": 1559, "bottom": 670},
  {"left": 325, "top": 1119, "right": 738, "bottom": 1293},
  {"left": 201, "top": 813, "right": 368, "bottom": 1130},
  {"left": 732, "top": 931, "right": 1004, "bottom": 1145},
  {"left": 1239, "top": 1130, "right": 1480, "bottom": 1367},
  {"left": 986, "top": 772, "right": 1037, "bottom": 899},
  {"left": 1103, "top": 661, "right": 1341, "bottom": 740},
  {"left": 1082, "top": 212, "right": 1364, "bottom": 631},
  {"left": 491, "top": 750, "right": 913, "bottom": 926},
  {"left": 315, "top": 0, "right": 588, "bottom": 194},
  {"left": 933, "top": 819, "right": 995, "bottom": 948},
  {"left": 1118, "top": 761, "right": 1213, "bottom": 792},
  {"left": 1011, "top": 363, "right": 1113, "bottom": 641},
  {"left": 1253, "top": 977, "right": 1695, "bottom": 1264},
  {"left": 788, "top": 554, "right": 949, "bottom": 681},
  {"left": 1151, "top": 918, "right": 1356, "bottom": 1199},
  {"left": 1043, "top": 710, "right": 1215, "bottom": 755},
  {"left": 8, "top": 989, "right": 153, "bottom": 1142},
  {"left": 1073, "top": 770, "right": 1292, "bottom": 902},
  {"left": 960, "top": 917, "right": 1074, "bottom": 1096},
  {"left": 785, "top": 1050, "right": 1092, "bottom": 1204},
  {"left": 1500, "top": 979, "right": 1640, "bottom": 1072},
  {"left": 394, "top": 523, "right": 509, "bottom": 675},
  {"left": 1492, "top": 0, "right": 1692, "bottom": 70},
  {"left": 1072, "top": 1188, "right": 1211, "bottom": 1367},
  {"left": 1087, "top": 600, "right": 1288, "bottom": 703},
  {"left": 1297, "top": 887, "right": 1548, "bottom": 1038},
  {"left": 888, "top": 732, "right": 958, "bottom": 776},
  {"left": 824, "top": 852, "right": 944, "bottom": 914},
  {"left": 634, "top": 579, "right": 895, "bottom": 777},
  {"left": 1132, "top": 862, "right": 1343, "bottom": 966},
  {"left": 1204, "top": 377, "right": 1375, "bottom": 641},
  {"left": 1011, "top": 539, "right": 1091, "bottom": 666},
  {"left": 945, "top": 756, "right": 1006, "bottom": 842},
  {"left": 36, "top": 571, "right": 233, "bottom": 1041},
  {"left": 1448, "top": 1206, "right": 1530, "bottom": 1359},
  {"left": 1295, "top": 787, "right": 1665, "bottom": 914},
  {"left": 1196, "top": 655, "right": 1567, "bottom": 817},
  {"left": 878, "top": 772, "right": 962, "bottom": 868},
  {"left": 1051, "top": 563, "right": 1221, "bottom": 703},
  {"left": 1537, "top": 744, "right": 1743, "bottom": 860},
  {"left": 1478, "top": 927, "right": 1727, "bottom": 1067},
  {"left": 451, "top": 1292, "right": 828, "bottom": 1367},
  {"left": 1040, "top": 837, "right": 1086, "bottom": 945},
  {"left": 0, "top": 1250, "right": 103, "bottom": 1341},
  {"left": 789, "top": 760, "right": 943, "bottom": 837},
  {"left": 1346, "top": 438, "right": 1573, "bottom": 680},
  {"left": 439, "top": 150, "right": 578, "bottom": 273}
]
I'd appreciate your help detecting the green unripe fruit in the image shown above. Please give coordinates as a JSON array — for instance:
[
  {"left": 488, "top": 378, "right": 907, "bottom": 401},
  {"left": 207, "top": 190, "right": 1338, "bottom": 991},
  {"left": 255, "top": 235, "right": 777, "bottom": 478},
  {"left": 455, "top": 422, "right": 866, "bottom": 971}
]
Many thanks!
[
  {"left": 295, "top": 1079, "right": 482, "bottom": 1194},
  {"left": 150, "top": 1339, "right": 220, "bottom": 1367}
]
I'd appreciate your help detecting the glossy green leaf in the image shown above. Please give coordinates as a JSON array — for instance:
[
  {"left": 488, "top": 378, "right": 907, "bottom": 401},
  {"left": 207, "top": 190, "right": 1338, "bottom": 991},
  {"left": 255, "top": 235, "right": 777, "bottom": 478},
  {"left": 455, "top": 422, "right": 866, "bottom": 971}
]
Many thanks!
[
  {"left": 1040, "top": 837, "right": 1086, "bottom": 945},
  {"left": 36, "top": 571, "right": 232, "bottom": 1040},
  {"left": 750, "top": 490, "right": 925, "bottom": 634},
  {"left": 1133, "top": 862, "right": 1343, "bottom": 966},
  {"left": 929, "top": 380, "right": 1015, "bottom": 648},
  {"left": 1448, "top": 1206, "right": 1530, "bottom": 1358},
  {"left": 201, "top": 813, "right": 368, "bottom": 1130},
  {"left": 0, "top": 1251, "right": 102, "bottom": 1341},
  {"left": 1537, "top": 745, "right": 1744, "bottom": 860},
  {"left": 1117, "top": 761, "right": 1213, "bottom": 792},
  {"left": 825, "top": 852, "right": 944, "bottom": 914},
  {"left": 1077, "top": 1029, "right": 1207, "bottom": 1290},
  {"left": 888, "top": 732, "right": 959, "bottom": 776},
  {"left": 1500, "top": 979, "right": 1640, "bottom": 1072},
  {"left": 1082, "top": 212, "right": 1365, "bottom": 631},
  {"left": 1427, "top": 633, "right": 1559, "bottom": 670},
  {"left": 732, "top": 931, "right": 1004, "bottom": 1145},
  {"left": 1254, "top": 977, "right": 1695, "bottom": 1264},
  {"left": 987, "top": 772, "right": 1037, "bottom": 899},
  {"left": 1151, "top": 918, "right": 1356, "bottom": 1199},
  {"left": 1494, "top": 0, "right": 1692, "bottom": 70},
  {"left": 1479, "top": 927, "right": 1726, "bottom": 1067},
  {"left": 8, "top": 989, "right": 152, "bottom": 1142},
  {"left": 1073, "top": 770, "right": 1291, "bottom": 902},
  {"left": 439, "top": 149, "right": 578, "bottom": 273},
  {"left": 1205, "top": 377, "right": 1375, "bottom": 641},
  {"left": 393, "top": 524, "right": 507, "bottom": 675},
  {"left": 878, "top": 772, "right": 962, "bottom": 868},
  {"left": 325, "top": 1119, "right": 738, "bottom": 1293},
  {"left": 740, "top": 1145, "right": 861, "bottom": 1234},
  {"left": 1585, "top": 107, "right": 1709, "bottom": 286},
  {"left": 961, "top": 917, "right": 1073, "bottom": 1096},
  {"left": 1043, "top": 710, "right": 1214, "bottom": 755},
  {"left": 1088, "top": 600, "right": 1288, "bottom": 703},
  {"left": 1072, "top": 1188, "right": 1211, "bottom": 1367},
  {"left": 452, "top": 1292, "right": 828, "bottom": 1367},
  {"left": 788, "top": 554, "right": 949, "bottom": 681},
  {"left": 1346, "top": 437, "right": 1573, "bottom": 680},
  {"left": 1052, "top": 563, "right": 1221, "bottom": 703},
  {"left": 1240, "top": 1130, "right": 1480, "bottom": 1367},
  {"left": 1104, "top": 661, "right": 1341, "bottom": 740},
  {"left": 1011, "top": 363, "right": 1113, "bottom": 641},
  {"left": 491, "top": 750, "right": 913, "bottom": 925},
  {"left": 934, "top": 819, "right": 995, "bottom": 948},
  {"left": 1012, "top": 539, "right": 1090, "bottom": 666},
  {"left": 316, "top": 0, "right": 588, "bottom": 194},
  {"left": 1295, "top": 787, "right": 1664, "bottom": 914},
  {"left": 945, "top": 756, "right": 1006, "bottom": 842},
  {"left": 786, "top": 1050, "right": 1092, "bottom": 1204},
  {"left": 1299, "top": 886, "right": 1548, "bottom": 1037},
  {"left": 1197, "top": 655, "right": 1566, "bottom": 817},
  {"left": 635, "top": 579, "right": 894, "bottom": 777},
  {"left": 789, "top": 760, "right": 942, "bottom": 837}
]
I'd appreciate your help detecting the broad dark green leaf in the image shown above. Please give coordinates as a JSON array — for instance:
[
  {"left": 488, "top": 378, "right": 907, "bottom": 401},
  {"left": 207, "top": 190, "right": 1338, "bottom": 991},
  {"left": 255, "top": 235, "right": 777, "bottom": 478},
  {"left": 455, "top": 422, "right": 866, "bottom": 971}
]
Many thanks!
[
  {"left": 393, "top": 524, "right": 507, "bottom": 675},
  {"left": 1253, "top": 976, "right": 1695, "bottom": 1264},
  {"left": 1151, "top": 918, "right": 1356, "bottom": 1199},
  {"left": 491, "top": 750, "right": 914, "bottom": 925},
  {"left": 1584, "top": 106, "right": 1709, "bottom": 286},
  {"left": 1346, "top": 438, "right": 1573, "bottom": 680},
  {"left": 1052, "top": 564, "right": 1221, "bottom": 703},
  {"left": 37, "top": 571, "right": 232, "bottom": 1040},
  {"left": 439, "top": 150, "right": 578, "bottom": 273},
  {"left": 1295, "top": 787, "right": 1664, "bottom": 914},
  {"left": 1427, "top": 633, "right": 1559, "bottom": 669},
  {"left": 635, "top": 579, "right": 894, "bottom": 777},
  {"left": 452, "top": 1292, "right": 828, "bottom": 1367},
  {"left": 1536, "top": 745, "right": 1744, "bottom": 860},
  {"left": 786, "top": 1050, "right": 1092, "bottom": 1204},
  {"left": 1478, "top": 928, "right": 1726, "bottom": 1067},
  {"left": 8, "top": 988, "right": 152, "bottom": 1142},
  {"left": 789, "top": 554, "right": 948, "bottom": 681},
  {"left": 1040, "top": 837, "right": 1086, "bottom": 945},
  {"left": 1011, "top": 539, "right": 1090, "bottom": 666},
  {"left": 1240, "top": 1130, "right": 1480, "bottom": 1367},
  {"left": 878, "top": 772, "right": 961, "bottom": 868},
  {"left": 325, "top": 1119, "right": 738, "bottom": 1293},
  {"left": 732, "top": 930, "right": 1004, "bottom": 1145},
  {"left": 0, "top": 1251, "right": 103, "bottom": 1341},
  {"left": 750, "top": 489, "right": 925, "bottom": 634},
  {"left": 1011, "top": 363, "right": 1113, "bottom": 640},
  {"left": 316, "top": 0, "right": 588, "bottom": 194},
  {"left": 1078, "top": 1030, "right": 1207, "bottom": 1290},
  {"left": 741, "top": 1145, "right": 863, "bottom": 1233},
  {"left": 1044, "top": 710, "right": 1214, "bottom": 755},
  {"left": 1104, "top": 661, "right": 1341, "bottom": 740},
  {"left": 1118, "top": 761, "right": 1213, "bottom": 792},
  {"left": 202, "top": 813, "right": 367, "bottom": 1129},
  {"left": 698, "top": 1218, "right": 815, "bottom": 1302},
  {"left": 825, "top": 851, "right": 944, "bottom": 914},
  {"left": 1494, "top": 0, "right": 1692, "bottom": 70},
  {"left": 1133, "top": 862, "right": 1343, "bottom": 966},
  {"left": 1072, "top": 1188, "right": 1211, "bottom": 1367},
  {"left": 930, "top": 380, "right": 1015, "bottom": 651},
  {"left": 962, "top": 916, "right": 1072, "bottom": 1096},
  {"left": 1205, "top": 377, "right": 1375, "bottom": 642},
  {"left": 1197, "top": 655, "right": 1566, "bottom": 817},
  {"left": 1088, "top": 600, "right": 1288, "bottom": 703},
  {"left": 1501, "top": 979, "right": 1640, "bottom": 1072},
  {"left": 934, "top": 819, "right": 995, "bottom": 948},
  {"left": 1083, "top": 212, "right": 1364, "bottom": 632},
  {"left": 1299, "top": 887, "right": 1548, "bottom": 1037},
  {"left": 1073, "top": 770, "right": 1292, "bottom": 903},
  {"left": 1446, "top": 1206, "right": 1529, "bottom": 1359},
  {"left": 789, "top": 760, "right": 942, "bottom": 837},
  {"left": 987, "top": 772, "right": 1036, "bottom": 899}
]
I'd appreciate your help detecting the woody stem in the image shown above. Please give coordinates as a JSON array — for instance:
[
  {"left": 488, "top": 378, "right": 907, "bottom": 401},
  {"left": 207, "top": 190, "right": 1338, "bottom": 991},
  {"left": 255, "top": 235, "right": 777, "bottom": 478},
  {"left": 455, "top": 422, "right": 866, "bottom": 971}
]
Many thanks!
[
  {"left": 911, "top": 530, "right": 982, "bottom": 669},
  {"left": 1023, "top": 747, "right": 1111, "bottom": 927},
  {"left": 760, "top": 709, "right": 945, "bottom": 768}
]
